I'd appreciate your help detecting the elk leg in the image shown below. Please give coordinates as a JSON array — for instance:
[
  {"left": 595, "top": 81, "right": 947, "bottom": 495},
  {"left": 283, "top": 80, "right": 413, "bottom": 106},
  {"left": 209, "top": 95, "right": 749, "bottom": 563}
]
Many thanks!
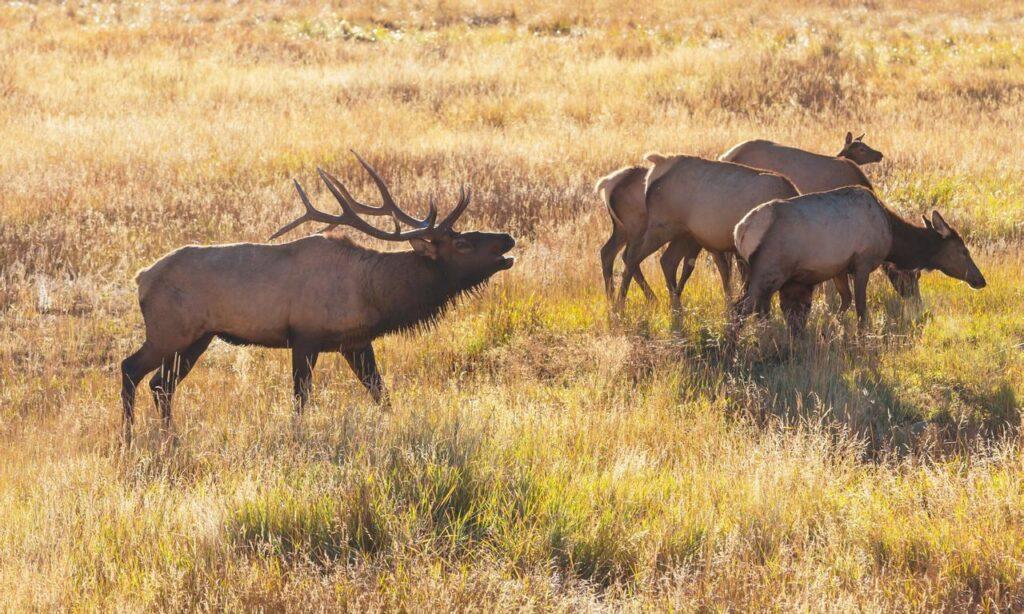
[
  {"left": 832, "top": 274, "right": 853, "bottom": 314},
  {"left": 630, "top": 261, "right": 657, "bottom": 303},
  {"left": 779, "top": 282, "right": 814, "bottom": 336},
  {"left": 711, "top": 251, "right": 734, "bottom": 303},
  {"left": 343, "top": 346, "right": 388, "bottom": 406},
  {"left": 291, "top": 339, "right": 320, "bottom": 413},
  {"left": 853, "top": 267, "right": 872, "bottom": 331},
  {"left": 617, "top": 235, "right": 656, "bottom": 303},
  {"left": 120, "top": 341, "right": 167, "bottom": 447},
  {"left": 618, "top": 228, "right": 672, "bottom": 308},
  {"left": 660, "top": 238, "right": 701, "bottom": 311},
  {"left": 600, "top": 226, "right": 654, "bottom": 302},
  {"left": 730, "top": 262, "right": 784, "bottom": 339},
  {"left": 600, "top": 228, "right": 626, "bottom": 301},
  {"left": 735, "top": 258, "right": 751, "bottom": 291},
  {"left": 149, "top": 333, "right": 214, "bottom": 431}
]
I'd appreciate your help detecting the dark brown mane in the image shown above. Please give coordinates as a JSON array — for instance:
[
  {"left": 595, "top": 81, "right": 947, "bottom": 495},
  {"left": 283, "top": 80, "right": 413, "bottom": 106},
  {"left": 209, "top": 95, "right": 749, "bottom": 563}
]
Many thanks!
[{"left": 364, "top": 250, "right": 496, "bottom": 339}]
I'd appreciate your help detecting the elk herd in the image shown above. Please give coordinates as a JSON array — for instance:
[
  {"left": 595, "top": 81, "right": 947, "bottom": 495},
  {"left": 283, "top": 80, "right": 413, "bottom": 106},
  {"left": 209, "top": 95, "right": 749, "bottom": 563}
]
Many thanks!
[
  {"left": 598, "top": 132, "right": 984, "bottom": 337},
  {"left": 119, "top": 135, "right": 986, "bottom": 443}
]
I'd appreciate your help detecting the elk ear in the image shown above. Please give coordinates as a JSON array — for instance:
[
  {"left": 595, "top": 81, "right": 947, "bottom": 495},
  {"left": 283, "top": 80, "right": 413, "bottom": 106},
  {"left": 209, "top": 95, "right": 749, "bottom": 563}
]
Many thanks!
[
  {"left": 645, "top": 152, "right": 667, "bottom": 165},
  {"left": 856, "top": 133, "right": 865, "bottom": 141},
  {"left": 845, "top": 131, "right": 853, "bottom": 145},
  {"left": 931, "top": 211, "right": 953, "bottom": 238},
  {"left": 409, "top": 238, "right": 439, "bottom": 259}
]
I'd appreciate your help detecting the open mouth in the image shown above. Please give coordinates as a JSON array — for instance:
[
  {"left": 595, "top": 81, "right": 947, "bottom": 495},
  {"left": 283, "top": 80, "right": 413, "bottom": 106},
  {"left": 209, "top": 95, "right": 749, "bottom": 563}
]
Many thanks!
[
  {"left": 495, "top": 237, "right": 516, "bottom": 269},
  {"left": 493, "top": 236, "right": 516, "bottom": 270}
]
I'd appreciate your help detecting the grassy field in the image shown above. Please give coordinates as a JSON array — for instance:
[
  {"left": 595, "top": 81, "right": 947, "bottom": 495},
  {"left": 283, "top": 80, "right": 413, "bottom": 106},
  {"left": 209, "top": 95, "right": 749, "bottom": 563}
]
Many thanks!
[{"left": 2, "top": 0, "right": 1024, "bottom": 610}]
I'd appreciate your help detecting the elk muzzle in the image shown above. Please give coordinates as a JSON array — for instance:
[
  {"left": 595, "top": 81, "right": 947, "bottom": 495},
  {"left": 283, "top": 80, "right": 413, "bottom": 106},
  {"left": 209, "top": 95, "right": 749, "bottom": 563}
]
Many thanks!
[
  {"left": 495, "top": 235, "right": 516, "bottom": 270},
  {"left": 967, "top": 266, "right": 987, "bottom": 289}
]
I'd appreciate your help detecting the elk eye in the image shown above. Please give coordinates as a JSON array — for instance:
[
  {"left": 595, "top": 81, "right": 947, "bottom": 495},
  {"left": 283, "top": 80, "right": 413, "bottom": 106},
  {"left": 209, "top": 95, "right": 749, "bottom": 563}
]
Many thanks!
[{"left": 454, "top": 239, "right": 473, "bottom": 252}]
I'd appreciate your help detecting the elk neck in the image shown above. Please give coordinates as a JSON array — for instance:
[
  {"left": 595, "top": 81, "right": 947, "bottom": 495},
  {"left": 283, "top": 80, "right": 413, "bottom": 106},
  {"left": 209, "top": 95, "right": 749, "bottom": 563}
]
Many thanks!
[
  {"left": 364, "top": 250, "right": 487, "bottom": 336},
  {"left": 884, "top": 211, "right": 942, "bottom": 270}
]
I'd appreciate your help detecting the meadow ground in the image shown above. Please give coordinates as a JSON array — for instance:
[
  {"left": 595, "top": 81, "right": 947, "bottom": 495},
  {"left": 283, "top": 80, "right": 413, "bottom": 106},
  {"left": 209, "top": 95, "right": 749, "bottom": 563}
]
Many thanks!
[{"left": 2, "top": 0, "right": 1024, "bottom": 610}]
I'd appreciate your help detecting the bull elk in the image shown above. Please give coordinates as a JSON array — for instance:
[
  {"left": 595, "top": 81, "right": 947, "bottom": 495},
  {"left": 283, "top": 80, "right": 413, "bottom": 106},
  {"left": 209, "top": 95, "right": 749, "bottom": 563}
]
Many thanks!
[
  {"left": 119, "top": 153, "right": 515, "bottom": 445},
  {"left": 732, "top": 186, "right": 985, "bottom": 336}
]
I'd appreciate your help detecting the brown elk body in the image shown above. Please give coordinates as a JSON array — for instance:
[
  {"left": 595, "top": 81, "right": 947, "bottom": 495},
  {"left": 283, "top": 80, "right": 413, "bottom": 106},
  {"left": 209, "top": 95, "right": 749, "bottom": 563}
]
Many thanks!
[
  {"left": 616, "top": 154, "right": 798, "bottom": 310},
  {"left": 596, "top": 165, "right": 730, "bottom": 303},
  {"left": 596, "top": 166, "right": 655, "bottom": 301},
  {"left": 718, "top": 133, "right": 880, "bottom": 193},
  {"left": 719, "top": 133, "right": 920, "bottom": 302},
  {"left": 732, "top": 186, "right": 985, "bottom": 335},
  {"left": 120, "top": 154, "right": 515, "bottom": 445}
]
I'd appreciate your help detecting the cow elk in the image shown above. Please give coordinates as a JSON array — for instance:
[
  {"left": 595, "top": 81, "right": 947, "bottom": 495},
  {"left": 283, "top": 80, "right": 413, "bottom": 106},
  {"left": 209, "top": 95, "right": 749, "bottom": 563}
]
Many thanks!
[
  {"left": 596, "top": 164, "right": 731, "bottom": 304},
  {"left": 732, "top": 186, "right": 985, "bottom": 336},
  {"left": 719, "top": 132, "right": 920, "bottom": 302},
  {"left": 119, "top": 153, "right": 516, "bottom": 445},
  {"left": 719, "top": 132, "right": 881, "bottom": 193},
  {"left": 616, "top": 154, "right": 799, "bottom": 311},
  {"left": 838, "top": 132, "right": 885, "bottom": 165}
]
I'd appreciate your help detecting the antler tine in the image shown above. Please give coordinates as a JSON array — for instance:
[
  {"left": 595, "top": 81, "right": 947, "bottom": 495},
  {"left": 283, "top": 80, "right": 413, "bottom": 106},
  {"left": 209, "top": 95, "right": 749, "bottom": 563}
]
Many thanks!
[
  {"left": 423, "top": 196, "right": 439, "bottom": 229},
  {"left": 437, "top": 184, "right": 472, "bottom": 231},
  {"left": 350, "top": 150, "right": 433, "bottom": 228},
  {"left": 270, "top": 180, "right": 345, "bottom": 240},
  {"left": 315, "top": 172, "right": 437, "bottom": 242},
  {"left": 316, "top": 168, "right": 373, "bottom": 234},
  {"left": 318, "top": 168, "right": 388, "bottom": 216}
]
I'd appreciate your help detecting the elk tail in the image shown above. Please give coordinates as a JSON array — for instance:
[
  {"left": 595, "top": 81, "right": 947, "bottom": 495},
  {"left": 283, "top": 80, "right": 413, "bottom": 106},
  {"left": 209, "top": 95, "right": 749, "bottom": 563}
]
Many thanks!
[
  {"left": 733, "top": 206, "right": 776, "bottom": 264},
  {"left": 595, "top": 166, "right": 645, "bottom": 228},
  {"left": 134, "top": 251, "right": 181, "bottom": 305}
]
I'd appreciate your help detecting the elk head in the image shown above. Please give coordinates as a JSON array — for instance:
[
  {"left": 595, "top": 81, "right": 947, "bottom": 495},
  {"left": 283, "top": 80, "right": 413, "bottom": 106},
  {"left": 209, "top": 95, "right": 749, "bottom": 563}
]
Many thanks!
[
  {"left": 270, "top": 151, "right": 515, "bottom": 284},
  {"left": 922, "top": 211, "right": 986, "bottom": 289},
  {"left": 839, "top": 132, "right": 884, "bottom": 165}
]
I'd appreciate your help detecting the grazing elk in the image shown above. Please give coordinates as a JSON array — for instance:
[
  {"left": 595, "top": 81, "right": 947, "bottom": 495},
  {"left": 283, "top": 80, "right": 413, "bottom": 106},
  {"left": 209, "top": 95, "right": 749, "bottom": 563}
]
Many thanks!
[
  {"left": 616, "top": 154, "right": 798, "bottom": 311},
  {"left": 596, "top": 165, "right": 730, "bottom": 303},
  {"left": 732, "top": 186, "right": 985, "bottom": 336},
  {"left": 719, "top": 132, "right": 920, "bottom": 303},
  {"left": 720, "top": 132, "right": 921, "bottom": 302},
  {"left": 119, "top": 153, "right": 515, "bottom": 445}
]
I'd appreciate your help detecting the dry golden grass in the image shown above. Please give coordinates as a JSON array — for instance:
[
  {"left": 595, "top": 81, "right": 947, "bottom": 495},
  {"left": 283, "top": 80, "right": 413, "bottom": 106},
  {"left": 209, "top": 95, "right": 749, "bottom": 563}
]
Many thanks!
[{"left": 2, "top": 0, "right": 1024, "bottom": 610}]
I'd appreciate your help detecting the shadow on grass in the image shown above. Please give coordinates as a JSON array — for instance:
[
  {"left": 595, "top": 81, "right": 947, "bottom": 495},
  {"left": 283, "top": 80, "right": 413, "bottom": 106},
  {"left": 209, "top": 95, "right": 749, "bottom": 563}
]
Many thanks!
[{"left": 621, "top": 298, "right": 1019, "bottom": 459}]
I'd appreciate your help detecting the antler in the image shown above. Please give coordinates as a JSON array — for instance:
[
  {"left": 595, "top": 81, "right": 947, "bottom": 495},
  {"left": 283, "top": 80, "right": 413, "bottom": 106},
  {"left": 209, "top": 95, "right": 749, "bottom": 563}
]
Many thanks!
[
  {"left": 347, "top": 151, "right": 437, "bottom": 227},
  {"left": 270, "top": 152, "right": 475, "bottom": 241},
  {"left": 437, "top": 184, "right": 471, "bottom": 232},
  {"left": 338, "top": 151, "right": 472, "bottom": 231},
  {"left": 269, "top": 179, "right": 438, "bottom": 242},
  {"left": 318, "top": 165, "right": 437, "bottom": 231}
]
